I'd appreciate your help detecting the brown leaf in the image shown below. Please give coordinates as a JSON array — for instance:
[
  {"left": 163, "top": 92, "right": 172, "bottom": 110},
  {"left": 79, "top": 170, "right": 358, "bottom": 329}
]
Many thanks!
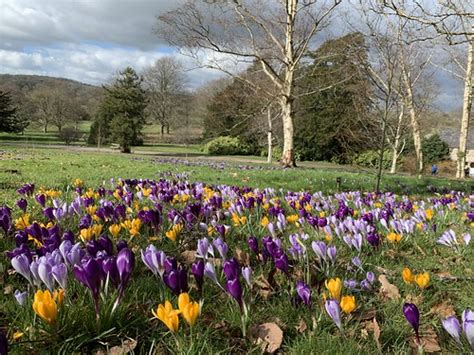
[
  {"left": 372, "top": 318, "right": 381, "bottom": 351},
  {"left": 250, "top": 322, "right": 283, "bottom": 354},
  {"left": 429, "top": 301, "right": 456, "bottom": 318},
  {"left": 295, "top": 318, "right": 307, "bottom": 333},
  {"left": 107, "top": 339, "right": 137, "bottom": 355},
  {"left": 235, "top": 248, "right": 250, "bottom": 266},
  {"left": 255, "top": 275, "right": 273, "bottom": 300},
  {"left": 378, "top": 275, "right": 400, "bottom": 301},
  {"left": 355, "top": 309, "right": 377, "bottom": 321},
  {"left": 180, "top": 250, "right": 196, "bottom": 265},
  {"left": 3, "top": 284, "right": 13, "bottom": 295},
  {"left": 408, "top": 328, "right": 441, "bottom": 353}
]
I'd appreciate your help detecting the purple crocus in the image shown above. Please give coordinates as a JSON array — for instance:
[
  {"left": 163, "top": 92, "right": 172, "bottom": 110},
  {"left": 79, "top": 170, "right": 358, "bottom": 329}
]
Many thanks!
[
  {"left": 52, "top": 263, "right": 68, "bottom": 289},
  {"left": 463, "top": 309, "right": 474, "bottom": 350},
  {"left": 223, "top": 258, "right": 240, "bottom": 280},
  {"left": 73, "top": 257, "right": 103, "bottom": 316},
  {"left": 327, "top": 246, "right": 337, "bottom": 264},
  {"left": 11, "top": 254, "right": 32, "bottom": 284},
  {"left": 226, "top": 277, "right": 243, "bottom": 306},
  {"left": 247, "top": 236, "right": 259, "bottom": 255},
  {"left": 141, "top": 245, "right": 166, "bottom": 278},
  {"left": 14, "top": 290, "right": 28, "bottom": 306},
  {"left": 35, "top": 194, "right": 46, "bottom": 207},
  {"left": 403, "top": 303, "right": 420, "bottom": 341},
  {"left": 311, "top": 241, "right": 327, "bottom": 261},
  {"left": 16, "top": 199, "right": 27, "bottom": 213},
  {"left": 296, "top": 280, "right": 311, "bottom": 308},
  {"left": 241, "top": 266, "right": 252, "bottom": 287},
  {"left": 116, "top": 248, "right": 135, "bottom": 293},
  {"left": 325, "top": 299, "right": 342, "bottom": 330},
  {"left": 191, "top": 260, "right": 205, "bottom": 291},
  {"left": 213, "top": 237, "right": 228, "bottom": 260},
  {"left": 273, "top": 249, "right": 289, "bottom": 274}
]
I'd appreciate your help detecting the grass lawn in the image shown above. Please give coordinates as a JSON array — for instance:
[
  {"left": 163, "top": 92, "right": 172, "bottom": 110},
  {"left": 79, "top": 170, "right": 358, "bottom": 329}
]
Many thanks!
[{"left": 0, "top": 146, "right": 473, "bottom": 354}]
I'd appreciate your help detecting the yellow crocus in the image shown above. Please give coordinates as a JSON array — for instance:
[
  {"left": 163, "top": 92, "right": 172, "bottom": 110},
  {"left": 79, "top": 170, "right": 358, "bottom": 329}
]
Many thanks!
[
  {"left": 109, "top": 224, "right": 122, "bottom": 238},
  {"left": 165, "top": 224, "right": 183, "bottom": 242},
  {"left": 286, "top": 214, "right": 299, "bottom": 224},
  {"left": 152, "top": 301, "right": 180, "bottom": 333},
  {"left": 340, "top": 295, "right": 356, "bottom": 314},
  {"left": 325, "top": 278, "right": 342, "bottom": 301},
  {"left": 425, "top": 209, "right": 434, "bottom": 221},
  {"left": 387, "top": 232, "right": 402, "bottom": 243},
  {"left": 178, "top": 293, "right": 200, "bottom": 326},
  {"left": 80, "top": 227, "right": 94, "bottom": 242},
  {"left": 53, "top": 289, "right": 65, "bottom": 306},
  {"left": 73, "top": 178, "right": 83, "bottom": 188},
  {"left": 15, "top": 214, "right": 30, "bottom": 230},
  {"left": 304, "top": 204, "right": 312, "bottom": 212},
  {"left": 402, "top": 268, "right": 414, "bottom": 284},
  {"left": 86, "top": 205, "right": 97, "bottom": 216},
  {"left": 261, "top": 216, "right": 269, "bottom": 228},
  {"left": 415, "top": 272, "right": 430, "bottom": 289},
  {"left": 32, "top": 290, "right": 58, "bottom": 325}
]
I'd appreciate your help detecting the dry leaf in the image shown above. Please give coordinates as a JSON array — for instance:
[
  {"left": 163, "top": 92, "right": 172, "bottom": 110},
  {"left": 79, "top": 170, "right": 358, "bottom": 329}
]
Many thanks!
[
  {"left": 3, "top": 284, "right": 13, "bottom": 295},
  {"left": 295, "top": 318, "right": 307, "bottom": 333},
  {"left": 429, "top": 301, "right": 455, "bottom": 318},
  {"left": 255, "top": 275, "right": 273, "bottom": 300},
  {"left": 378, "top": 275, "right": 400, "bottom": 300},
  {"left": 107, "top": 339, "right": 137, "bottom": 355},
  {"left": 235, "top": 248, "right": 250, "bottom": 266},
  {"left": 180, "top": 250, "right": 196, "bottom": 265},
  {"left": 355, "top": 309, "right": 377, "bottom": 321},
  {"left": 372, "top": 318, "right": 381, "bottom": 351},
  {"left": 408, "top": 328, "right": 441, "bottom": 353},
  {"left": 251, "top": 322, "right": 283, "bottom": 354}
]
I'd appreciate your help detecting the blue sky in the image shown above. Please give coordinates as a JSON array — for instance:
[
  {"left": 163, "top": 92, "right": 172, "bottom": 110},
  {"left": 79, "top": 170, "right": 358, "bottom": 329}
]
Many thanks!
[{"left": 0, "top": 0, "right": 464, "bottom": 111}]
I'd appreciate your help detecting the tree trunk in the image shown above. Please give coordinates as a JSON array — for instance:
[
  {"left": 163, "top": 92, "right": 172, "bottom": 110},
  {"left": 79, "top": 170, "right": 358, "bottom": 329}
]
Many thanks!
[
  {"left": 457, "top": 29, "right": 473, "bottom": 179},
  {"left": 390, "top": 108, "right": 405, "bottom": 174},
  {"left": 43, "top": 122, "right": 48, "bottom": 133},
  {"left": 97, "top": 123, "right": 101, "bottom": 149},
  {"left": 402, "top": 68, "right": 424, "bottom": 177},
  {"left": 161, "top": 124, "right": 165, "bottom": 136},
  {"left": 280, "top": 97, "right": 295, "bottom": 167},
  {"left": 267, "top": 105, "right": 272, "bottom": 164},
  {"left": 376, "top": 105, "right": 389, "bottom": 192},
  {"left": 166, "top": 124, "right": 170, "bottom": 135}
]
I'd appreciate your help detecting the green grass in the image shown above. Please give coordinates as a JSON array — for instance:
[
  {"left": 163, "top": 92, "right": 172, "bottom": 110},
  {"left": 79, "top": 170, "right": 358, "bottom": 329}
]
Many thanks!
[{"left": 0, "top": 146, "right": 473, "bottom": 354}]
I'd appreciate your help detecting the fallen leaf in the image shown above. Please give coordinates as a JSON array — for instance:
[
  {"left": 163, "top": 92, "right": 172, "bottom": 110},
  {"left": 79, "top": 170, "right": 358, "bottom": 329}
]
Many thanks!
[
  {"left": 355, "top": 309, "right": 377, "bottom": 321},
  {"left": 295, "top": 318, "right": 307, "bottom": 333},
  {"left": 372, "top": 318, "right": 381, "bottom": 351},
  {"left": 107, "top": 339, "right": 137, "bottom": 355},
  {"left": 408, "top": 328, "right": 441, "bottom": 353},
  {"left": 235, "top": 248, "right": 250, "bottom": 266},
  {"left": 3, "top": 284, "right": 13, "bottom": 295},
  {"left": 255, "top": 275, "right": 273, "bottom": 300},
  {"left": 378, "top": 275, "right": 400, "bottom": 300},
  {"left": 180, "top": 250, "right": 196, "bottom": 265},
  {"left": 250, "top": 322, "right": 283, "bottom": 354},
  {"left": 429, "top": 301, "right": 455, "bottom": 318}
]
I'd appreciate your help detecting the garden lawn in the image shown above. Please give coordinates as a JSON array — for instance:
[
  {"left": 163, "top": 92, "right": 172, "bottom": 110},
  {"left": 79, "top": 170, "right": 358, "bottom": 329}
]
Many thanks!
[{"left": 0, "top": 146, "right": 473, "bottom": 354}]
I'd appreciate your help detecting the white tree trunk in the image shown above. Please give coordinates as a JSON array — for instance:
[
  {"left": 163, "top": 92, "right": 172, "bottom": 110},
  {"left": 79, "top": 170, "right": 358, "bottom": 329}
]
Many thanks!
[
  {"left": 457, "top": 29, "right": 473, "bottom": 179},
  {"left": 402, "top": 68, "right": 424, "bottom": 177},
  {"left": 280, "top": 96, "right": 295, "bottom": 167},
  {"left": 390, "top": 108, "right": 405, "bottom": 174},
  {"left": 267, "top": 105, "right": 272, "bottom": 164}
]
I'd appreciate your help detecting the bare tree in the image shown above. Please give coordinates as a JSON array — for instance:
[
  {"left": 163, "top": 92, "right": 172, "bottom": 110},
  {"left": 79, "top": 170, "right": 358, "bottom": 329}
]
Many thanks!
[
  {"left": 29, "top": 88, "right": 73, "bottom": 133},
  {"left": 157, "top": 0, "right": 342, "bottom": 167},
  {"left": 142, "top": 57, "right": 186, "bottom": 137},
  {"left": 382, "top": 0, "right": 473, "bottom": 178}
]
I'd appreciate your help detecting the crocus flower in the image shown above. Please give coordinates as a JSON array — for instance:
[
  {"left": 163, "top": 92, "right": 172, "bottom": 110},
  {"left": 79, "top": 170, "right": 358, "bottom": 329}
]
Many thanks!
[
  {"left": 191, "top": 260, "right": 204, "bottom": 291},
  {"left": 437, "top": 229, "right": 457, "bottom": 247},
  {"left": 32, "top": 289, "right": 58, "bottom": 324},
  {"left": 16, "top": 198, "right": 27, "bottom": 212},
  {"left": 223, "top": 258, "right": 240, "bottom": 280},
  {"left": 178, "top": 293, "right": 200, "bottom": 326},
  {"left": 247, "top": 236, "right": 259, "bottom": 255},
  {"left": 116, "top": 248, "right": 134, "bottom": 291},
  {"left": 152, "top": 301, "right": 180, "bottom": 333},
  {"left": 403, "top": 303, "right": 420, "bottom": 341},
  {"left": 442, "top": 316, "right": 462, "bottom": 345},
  {"left": 14, "top": 290, "right": 28, "bottom": 306},
  {"left": 325, "top": 278, "right": 342, "bottom": 301},
  {"left": 340, "top": 295, "right": 356, "bottom": 314},
  {"left": 463, "top": 309, "right": 474, "bottom": 350},
  {"left": 327, "top": 246, "right": 337, "bottom": 264},
  {"left": 312, "top": 241, "right": 327, "bottom": 261},
  {"left": 52, "top": 264, "right": 68, "bottom": 290},
  {"left": 226, "top": 278, "right": 243, "bottom": 306},
  {"left": 402, "top": 268, "right": 414, "bottom": 284},
  {"left": 242, "top": 266, "right": 252, "bottom": 287},
  {"left": 325, "top": 299, "right": 342, "bottom": 330},
  {"left": 414, "top": 272, "right": 430, "bottom": 289},
  {"left": 273, "top": 249, "right": 289, "bottom": 274},
  {"left": 11, "top": 254, "right": 32, "bottom": 284},
  {"left": 213, "top": 237, "right": 228, "bottom": 260},
  {"left": 73, "top": 257, "right": 103, "bottom": 315},
  {"left": 296, "top": 281, "right": 311, "bottom": 308}
]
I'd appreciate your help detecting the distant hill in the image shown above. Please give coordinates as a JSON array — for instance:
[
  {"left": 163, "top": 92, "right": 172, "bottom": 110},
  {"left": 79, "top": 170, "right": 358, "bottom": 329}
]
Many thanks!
[{"left": 0, "top": 74, "right": 103, "bottom": 111}]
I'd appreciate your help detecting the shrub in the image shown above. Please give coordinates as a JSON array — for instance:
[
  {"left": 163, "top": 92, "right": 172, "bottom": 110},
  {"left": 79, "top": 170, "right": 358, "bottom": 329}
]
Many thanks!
[
  {"left": 59, "top": 127, "right": 79, "bottom": 145},
  {"left": 353, "top": 150, "right": 393, "bottom": 169},
  {"left": 260, "top": 145, "right": 283, "bottom": 161},
  {"left": 422, "top": 134, "right": 449, "bottom": 163},
  {"left": 204, "top": 136, "right": 243, "bottom": 155}
]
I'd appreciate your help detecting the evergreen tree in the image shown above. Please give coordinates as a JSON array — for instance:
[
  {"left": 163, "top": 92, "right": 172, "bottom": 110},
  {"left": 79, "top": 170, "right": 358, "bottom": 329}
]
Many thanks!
[
  {"left": 88, "top": 67, "right": 147, "bottom": 152},
  {"left": 0, "top": 90, "right": 26, "bottom": 133}
]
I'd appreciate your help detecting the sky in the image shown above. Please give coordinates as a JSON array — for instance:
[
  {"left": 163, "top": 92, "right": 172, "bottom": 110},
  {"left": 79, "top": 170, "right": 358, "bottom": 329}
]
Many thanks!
[{"left": 0, "top": 0, "right": 464, "bottom": 110}]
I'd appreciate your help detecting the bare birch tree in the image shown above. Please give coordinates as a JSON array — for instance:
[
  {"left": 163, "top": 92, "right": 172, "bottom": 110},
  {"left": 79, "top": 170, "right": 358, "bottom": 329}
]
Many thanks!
[
  {"left": 157, "top": 0, "right": 342, "bottom": 167},
  {"left": 382, "top": 1, "right": 473, "bottom": 178}
]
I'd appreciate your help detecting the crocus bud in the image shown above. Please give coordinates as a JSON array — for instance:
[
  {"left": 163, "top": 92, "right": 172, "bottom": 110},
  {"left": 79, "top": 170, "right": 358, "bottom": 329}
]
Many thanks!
[
  {"left": 296, "top": 280, "right": 311, "bottom": 308},
  {"left": 52, "top": 263, "right": 68, "bottom": 289},
  {"left": 16, "top": 199, "right": 27, "bottom": 212},
  {"left": 241, "top": 266, "right": 252, "bottom": 287},
  {"left": 226, "top": 278, "right": 242, "bottom": 306},
  {"left": 191, "top": 260, "right": 204, "bottom": 291},
  {"left": 442, "top": 316, "right": 462, "bottom": 345},
  {"left": 311, "top": 241, "right": 327, "bottom": 261},
  {"left": 325, "top": 299, "right": 342, "bottom": 330},
  {"left": 213, "top": 237, "right": 228, "bottom": 260},
  {"left": 223, "top": 258, "right": 239, "bottom": 280},
  {"left": 14, "top": 289, "right": 28, "bottom": 306},
  {"left": 116, "top": 247, "right": 135, "bottom": 292},
  {"left": 403, "top": 303, "right": 420, "bottom": 340},
  {"left": 247, "top": 236, "right": 259, "bottom": 255},
  {"left": 11, "top": 254, "right": 32, "bottom": 284}
]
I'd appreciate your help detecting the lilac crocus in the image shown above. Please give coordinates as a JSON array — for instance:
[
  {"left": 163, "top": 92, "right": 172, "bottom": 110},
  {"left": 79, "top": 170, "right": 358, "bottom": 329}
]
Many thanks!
[
  {"left": 327, "top": 246, "right": 337, "bottom": 264},
  {"left": 116, "top": 248, "right": 135, "bottom": 293},
  {"left": 296, "top": 280, "right": 311, "bottom": 308},
  {"left": 463, "top": 309, "right": 474, "bottom": 350},
  {"left": 196, "top": 238, "right": 213, "bottom": 259},
  {"left": 141, "top": 245, "right": 166, "bottom": 278},
  {"left": 213, "top": 237, "right": 228, "bottom": 260},
  {"left": 325, "top": 299, "right": 342, "bottom": 330},
  {"left": 241, "top": 266, "right": 252, "bottom": 287},
  {"left": 311, "top": 241, "right": 327, "bottom": 261},
  {"left": 204, "top": 262, "right": 219, "bottom": 285},
  {"left": 11, "top": 254, "right": 32, "bottom": 284},
  {"left": 14, "top": 290, "right": 28, "bottom": 306},
  {"left": 442, "top": 316, "right": 462, "bottom": 345},
  {"left": 403, "top": 303, "right": 420, "bottom": 341},
  {"left": 52, "top": 263, "right": 68, "bottom": 289}
]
